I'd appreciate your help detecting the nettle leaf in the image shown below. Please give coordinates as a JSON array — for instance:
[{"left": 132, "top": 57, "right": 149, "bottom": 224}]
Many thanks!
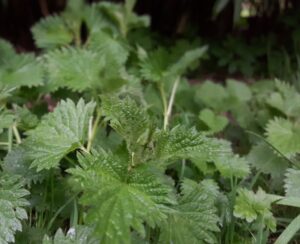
[
  {"left": 31, "top": 15, "right": 73, "bottom": 49},
  {"left": 87, "top": 30, "right": 129, "bottom": 67},
  {"left": 101, "top": 96, "right": 151, "bottom": 153},
  {"left": 139, "top": 47, "right": 207, "bottom": 83},
  {"left": 0, "top": 40, "right": 43, "bottom": 88},
  {"left": 43, "top": 47, "right": 105, "bottom": 91},
  {"left": 2, "top": 146, "right": 47, "bottom": 185},
  {"left": 159, "top": 179, "right": 219, "bottom": 244},
  {"left": 43, "top": 226, "right": 97, "bottom": 244},
  {"left": 153, "top": 126, "right": 224, "bottom": 165},
  {"left": 284, "top": 168, "right": 300, "bottom": 197},
  {"left": 167, "top": 46, "right": 208, "bottom": 77},
  {"left": 209, "top": 140, "right": 249, "bottom": 179},
  {"left": 0, "top": 108, "right": 14, "bottom": 134},
  {"left": 24, "top": 99, "right": 95, "bottom": 171},
  {"left": 68, "top": 150, "right": 175, "bottom": 244},
  {"left": 199, "top": 108, "right": 228, "bottom": 133},
  {"left": 0, "top": 172, "right": 30, "bottom": 244},
  {"left": 247, "top": 143, "right": 288, "bottom": 179},
  {"left": 266, "top": 80, "right": 300, "bottom": 117},
  {"left": 265, "top": 117, "right": 300, "bottom": 157},
  {"left": 234, "top": 188, "right": 276, "bottom": 232},
  {"left": 139, "top": 48, "right": 170, "bottom": 82},
  {"left": 98, "top": 1, "right": 149, "bottom": 36}
]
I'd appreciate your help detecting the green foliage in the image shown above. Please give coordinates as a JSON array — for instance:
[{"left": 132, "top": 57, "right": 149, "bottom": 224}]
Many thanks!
[
  {"left": 265, "top": 117, "right": 300, "bottom": 158},
  {"left": 68, "top": 150, "right": 175, "bottom": 244},
  {"left": 24, "top": 99, "right": 95, "bottom": 171},
  {"left": 31, "top": 15, "right": 74, "bottom": 49},
  {"left": 0, "top": 173, "right": 29, "bottom": 244},
  {"left": 1, "top": 0, "right": 300, "bottom": 243},
  {"left": 284, "top": 168, "right": 300, "bottom": 197},
  {"left": 43, "top": 226, "right": 97, "bottom": 244},
  {"left": 159, "top": 179, "right": 219, "bottom": 244},
  {"left": 0, "top": 38, "right": 43, "bottom": 88},
  {"left": 199, "top": 108, "right": 228, "bottom": 133},
  {"left": 234, "top": 188, "right": 276, "bottom": 232}
]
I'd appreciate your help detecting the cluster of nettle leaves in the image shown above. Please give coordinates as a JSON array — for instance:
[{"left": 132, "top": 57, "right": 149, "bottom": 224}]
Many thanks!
[{"left": 1, "top": 0, "right": 300, "bottom": 243}]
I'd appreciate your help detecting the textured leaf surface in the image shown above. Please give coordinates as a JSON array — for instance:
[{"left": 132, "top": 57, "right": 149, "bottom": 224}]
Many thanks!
[
  {"left": 266, "top": 117, "right": 300, "bottom": 157},
  {"left": 266, "top": 80, "right": 300, "bottom": 117},
  {"left": 101, "top": 96, "right": 151, "bottom": 153},
  {"left": 159, "top": 179, "right": 219, "bottom": 244},
  {"left": 43, "top": 226, "right": 97, "bottom": 244},
  {"left": 0, "top": 173, "right": 29, "bottom": 244},
  {"left": 153, "top": 126, "right": 224, "bottom": 165},
  {"left": 31, "top": 15, "right": 73, "bottom": 49},
  {"left": 234, "top": 188, "right": 276, "bottom": 231},
  {"left": 68, "top": 150, "right": 174, "bottom": 244},
  {"left": 0, "top": 44, "right": 42, "bottom": 88},
  {"left": 247, "top": 143, "right": 288, "bottom": 178},
  {"left": 43, "top": 47, "right": 104, "bottom": 91},
  {"left": 24, "top": 99, "right": 95, "bottom": 171},
  {"left": 284, "top": 169, "right": 300, "bottom": 198}
]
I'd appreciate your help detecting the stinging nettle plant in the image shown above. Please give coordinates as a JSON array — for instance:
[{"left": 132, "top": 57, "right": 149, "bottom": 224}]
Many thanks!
[{"left": 1, "top": 0, "right": 300, "bottom": 243}]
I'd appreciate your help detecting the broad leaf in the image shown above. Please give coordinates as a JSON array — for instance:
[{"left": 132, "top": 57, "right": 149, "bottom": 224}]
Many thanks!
[
  {"left": 234, "top": 188, "right": 276, "bottom": 231},
  {"left": 31, "top": 15, "right": 73, "bottom": 49},
  {"left": 43, "top": 226, "right": 97, "bottom": 244},
  {"left": 265, "top": 117, "right": 300, "bottom": 157},
  {"left": 284, "top": 168, "right": 300, "bottom": 198},
  {"left": 0, "top": 173, "right": 29, "bottom": 244},
  {"left": 24, "top": 99, "right": 95, "bottom": 171},
  {"left": 159, "top": 179, "right": 219, "bottom": 244},
  {"left": 68, "top": 150, "right": 175, "bottom": 244}
]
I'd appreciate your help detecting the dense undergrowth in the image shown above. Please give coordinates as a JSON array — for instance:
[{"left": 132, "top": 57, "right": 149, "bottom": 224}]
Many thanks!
[{"left": 1, "top": 0, "right": 300, "bottom": 243}]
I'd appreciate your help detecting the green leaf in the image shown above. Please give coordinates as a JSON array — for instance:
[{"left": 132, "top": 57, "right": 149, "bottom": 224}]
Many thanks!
[
  {"left": 284, "top": 168, "right": 300, "bottom": 198},
  {"left": 226, "top": 79, "right": 252, "bottom": 102},
  {"left": 0, "top": 49, "right": 43, "bottom": 88},
  {"left": 199, "top": 108, "right": 228, "bottom": 133},
  {"left": 209, "top": 139, "right": 250, "bottom": 179},
  {"left": 153, "top": 126, "right": 224, "bottom": 165},
  {"left": 265, "top": 117, "right": 300, "bottom": 158},
  {"left": 0, "top": 108, "right": 14, "bottom": 134},
  {"left": 43, "top": 47, "right": 104, "bottom": 91},
  {"left": 2, "top": 146, "right": 47, "bottom": 185},
  {"left": 195, "top": 80, "right": 228, "bottom": 111},
  {"left": 68, "top": 150, "right": 175, "bottom": 244},
  {"left": 101, "top": 96, "right": 151, "bottom": 153},
  {"left": 159, "top": 179, "right": 219, "bottom": 244},
  {"left": 87, "top": 30, "right": 129, "bottom": 67},
  {"left": 0, "top": 172, "right": 29, "bottom": 244},
  {"left": 24, "top": 99, "right": 95, "bottom": 171},
  {"left": 266, "top": 80, "right": 300, "bottom": 117},
  {"left": 247, "top": 143, "right": 289, "bottom": 179},
  {"left": 43, "top": 226, "right": 97, "bottom": 244},
  {"left": 234, "top": 188, "right": 276, "bottom": 232},
  {"left": 31, "top": 15, "right": 73, "bottom": 49},
  {"left": 168, "top": 46, "right": 208, "bottom": 78},
  {"left": 274, "top": 214, "right": 300, "bottom": 244}
]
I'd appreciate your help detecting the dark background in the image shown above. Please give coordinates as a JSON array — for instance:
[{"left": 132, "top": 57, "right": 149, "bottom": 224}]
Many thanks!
[{"left": 1, "top": 0, "right": 300, "bottom": 51}]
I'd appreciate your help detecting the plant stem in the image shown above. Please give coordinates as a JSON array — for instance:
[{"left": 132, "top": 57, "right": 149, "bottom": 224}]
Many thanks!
[
  {"left": 87, "top": 111, "right": 101, "bottom": 152},
  {"left": 8, "top": 127, "right": 12, "bottom": 152},
  {"left": 158, "top": 84, "right": 168, "bottom": 130},
  {"left": 12, "top": 123, "right": 22, "bottom": 144},
  {"left": 160, "top": 77, "right": 180, "bottom": 130}
]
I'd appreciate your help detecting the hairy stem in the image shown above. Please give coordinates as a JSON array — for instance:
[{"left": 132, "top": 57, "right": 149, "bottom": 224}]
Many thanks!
[
  {"left": 12, "top": 123, "right": 22, "bottom": 144},
  {"left": 158, "top": 84, "right": 168, "bottom": 130},
  {"left": 87, "top": 110, "right": 102, "bottom": 152},
  {"left": 164, "top": 76, "right": 180, "bottom": 130}
]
